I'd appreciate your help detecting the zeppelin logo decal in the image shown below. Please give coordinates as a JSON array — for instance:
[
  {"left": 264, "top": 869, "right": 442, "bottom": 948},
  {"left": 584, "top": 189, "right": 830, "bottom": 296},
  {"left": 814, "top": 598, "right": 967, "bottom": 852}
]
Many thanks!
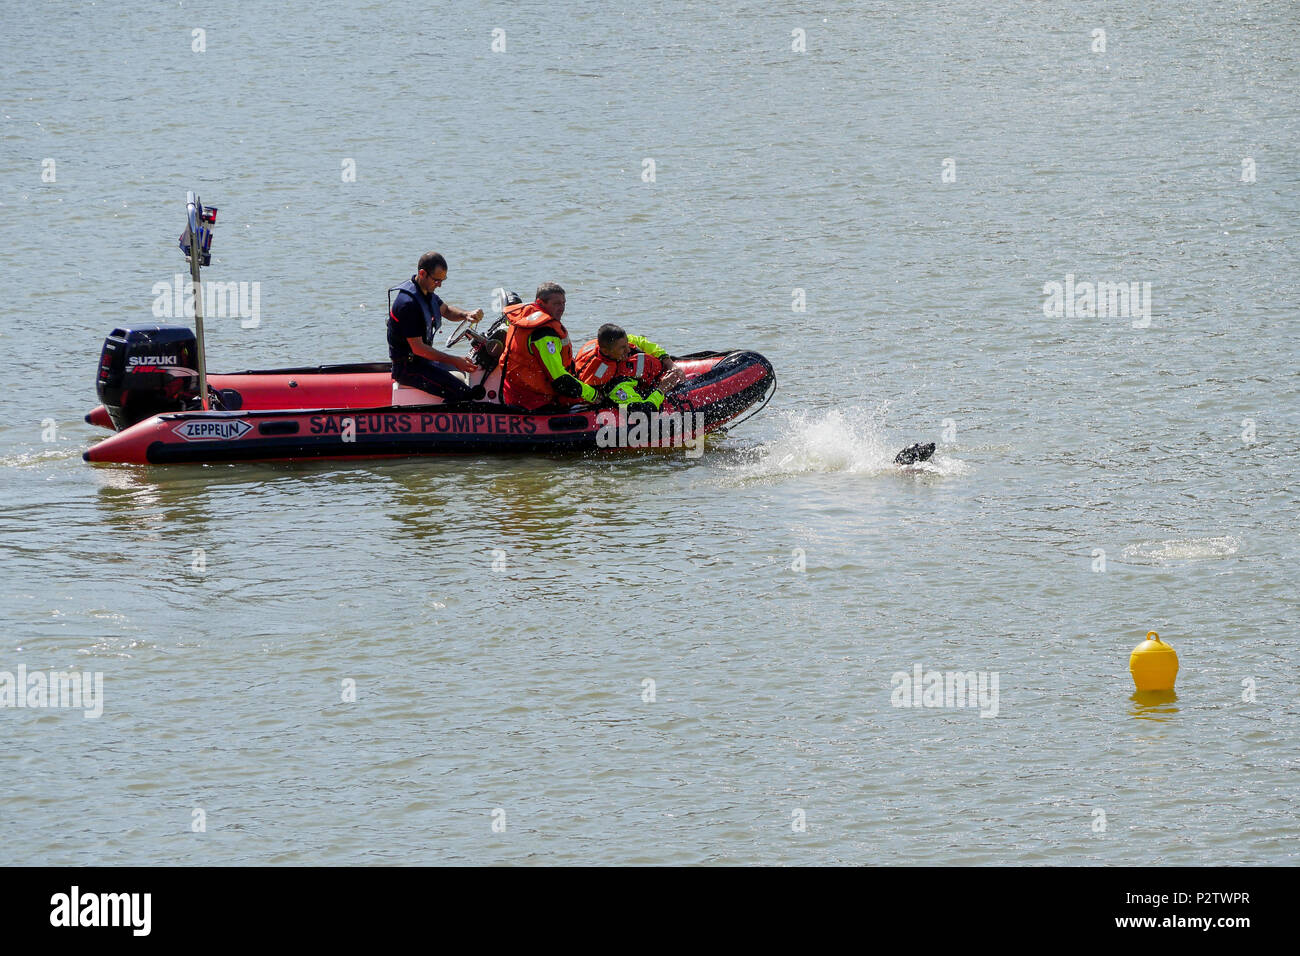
[{"left": 172, "top": 420, "right": 254, "bottom": 441}]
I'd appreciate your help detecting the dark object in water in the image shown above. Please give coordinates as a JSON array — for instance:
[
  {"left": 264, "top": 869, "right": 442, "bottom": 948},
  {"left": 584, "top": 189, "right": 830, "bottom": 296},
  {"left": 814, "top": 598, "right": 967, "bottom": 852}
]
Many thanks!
[{"left": 894, "top": 442, "right": 936, "bottom": 466}]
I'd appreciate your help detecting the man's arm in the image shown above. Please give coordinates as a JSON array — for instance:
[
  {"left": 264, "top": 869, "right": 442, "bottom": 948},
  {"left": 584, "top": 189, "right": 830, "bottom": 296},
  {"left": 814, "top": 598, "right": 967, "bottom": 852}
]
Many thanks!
[
  {"left": 625, "top": 334, "right": 667, "bottom": 359},
  {"left": 626, "top": 334, "right": 684, "bottom": 390},
  {"left": 532, "top": 332, "right": 599, "bottom": 403},
  {"left": 406, "top": 336, "right": 476, "bottom": 373},
  {"left": 393, "top": 294, "right": 476, "bottom": 371},
  {"left": 441, "top": 302, "right": 485, "bottom": 324},
  {"left": 606, "top": 379, "right": 664, "bottom": 409}
]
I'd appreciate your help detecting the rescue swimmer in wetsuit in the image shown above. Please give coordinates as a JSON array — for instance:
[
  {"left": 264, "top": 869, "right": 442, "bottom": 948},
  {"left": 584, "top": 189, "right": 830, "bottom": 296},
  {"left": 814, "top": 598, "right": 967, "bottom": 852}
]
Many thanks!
[
  {"left": 573, "top": 323, "right": 686, "bottom": 414},
  {"left": 499, "top": 282, "right": 600, "bottom": 411},
  {"left": 387, "top": 252, "right": 484, "bottom": 402}
]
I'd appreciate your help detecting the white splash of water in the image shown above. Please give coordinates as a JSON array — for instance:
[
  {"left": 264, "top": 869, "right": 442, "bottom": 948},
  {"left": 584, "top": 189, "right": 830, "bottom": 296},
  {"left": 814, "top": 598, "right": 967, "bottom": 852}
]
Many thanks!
[{"left": 721, "top": 406, "right": 966, "bottom": 479}]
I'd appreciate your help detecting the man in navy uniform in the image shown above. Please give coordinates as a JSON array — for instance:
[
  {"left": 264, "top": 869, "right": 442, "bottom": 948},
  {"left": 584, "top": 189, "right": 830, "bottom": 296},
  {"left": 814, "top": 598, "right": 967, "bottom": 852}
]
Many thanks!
[{"left": 387, "top": 252, "right": 484, "bottom": 401}]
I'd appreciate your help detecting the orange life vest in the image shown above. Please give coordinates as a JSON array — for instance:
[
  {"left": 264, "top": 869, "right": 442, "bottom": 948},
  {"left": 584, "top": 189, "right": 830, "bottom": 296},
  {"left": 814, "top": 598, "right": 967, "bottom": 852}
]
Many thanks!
[
  {"left": 501, "top": 301, "right": 576, "bottom": 410},
  {"left": 573, "top": 340, "right": 663, "bottom": 390}
]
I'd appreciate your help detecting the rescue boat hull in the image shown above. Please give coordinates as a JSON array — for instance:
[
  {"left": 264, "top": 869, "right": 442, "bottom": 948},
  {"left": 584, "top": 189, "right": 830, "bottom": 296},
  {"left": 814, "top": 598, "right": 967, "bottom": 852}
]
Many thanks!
[{"left": 84, "top": 350, "right": 775, "bottom": 465}]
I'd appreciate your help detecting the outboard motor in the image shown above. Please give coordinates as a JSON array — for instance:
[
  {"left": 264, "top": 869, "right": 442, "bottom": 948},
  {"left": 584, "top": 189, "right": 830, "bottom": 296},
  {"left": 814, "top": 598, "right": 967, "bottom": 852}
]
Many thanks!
[{"left": 95, "top": 325, "right": 201, "bottom": 430}]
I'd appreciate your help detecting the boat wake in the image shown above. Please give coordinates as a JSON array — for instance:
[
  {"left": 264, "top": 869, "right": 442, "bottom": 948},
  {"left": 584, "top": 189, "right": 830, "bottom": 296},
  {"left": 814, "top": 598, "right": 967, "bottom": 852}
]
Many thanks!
[
  {"left": 718, "top": 407, "right": 967, "bottom": 479},
  {"left": 0, "top": 446, "right": 83, "bottom": 469},
  {"left": 1120, "top": 536, "right": 1241, "bottom": 565}
]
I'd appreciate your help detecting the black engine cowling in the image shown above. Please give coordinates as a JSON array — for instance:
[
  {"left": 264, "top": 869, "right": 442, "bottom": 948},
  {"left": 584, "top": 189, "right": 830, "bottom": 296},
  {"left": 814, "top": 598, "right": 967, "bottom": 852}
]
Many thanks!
[{"left": 96, "top": 325, "right": 200, "bottom": 430}]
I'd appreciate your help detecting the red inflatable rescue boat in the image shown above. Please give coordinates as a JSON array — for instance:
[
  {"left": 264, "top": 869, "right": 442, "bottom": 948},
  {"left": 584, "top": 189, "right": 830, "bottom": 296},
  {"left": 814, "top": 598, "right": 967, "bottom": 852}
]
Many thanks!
[
  {"left": 84, "top": 324, "right": 775, "bottom": 464},
  {"left": 84, "top": 193, "right": 775, "bottom": 465}
]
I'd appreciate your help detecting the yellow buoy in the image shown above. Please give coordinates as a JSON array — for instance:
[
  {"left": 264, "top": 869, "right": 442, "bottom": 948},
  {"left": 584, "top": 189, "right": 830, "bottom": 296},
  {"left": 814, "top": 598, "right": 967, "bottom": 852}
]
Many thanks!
[{"left": 1130, "top": 631, "right": 1178, "bottom": 691}]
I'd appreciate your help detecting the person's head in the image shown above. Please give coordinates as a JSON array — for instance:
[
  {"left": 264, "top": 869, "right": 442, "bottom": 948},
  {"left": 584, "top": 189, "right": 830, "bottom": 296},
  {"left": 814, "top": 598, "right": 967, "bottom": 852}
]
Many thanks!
[
  {"left": 416, "top": 252, "right": 448, "bottom": 294},
  {"left": 536, "top": 282, "right": 566, "bottom": 320},
  {"left": 597, "top": 323, "right": 629, "bottom": 360}
]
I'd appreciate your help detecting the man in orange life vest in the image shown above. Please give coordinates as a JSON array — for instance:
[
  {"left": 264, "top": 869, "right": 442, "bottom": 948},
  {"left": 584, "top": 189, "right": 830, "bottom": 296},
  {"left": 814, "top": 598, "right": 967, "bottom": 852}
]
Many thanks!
[
  {"left": 573, "top": 323, "right": 685, "bottom": 413},
  {"left": 500, "top": 282, "right": 601, "bottom": 410}
]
